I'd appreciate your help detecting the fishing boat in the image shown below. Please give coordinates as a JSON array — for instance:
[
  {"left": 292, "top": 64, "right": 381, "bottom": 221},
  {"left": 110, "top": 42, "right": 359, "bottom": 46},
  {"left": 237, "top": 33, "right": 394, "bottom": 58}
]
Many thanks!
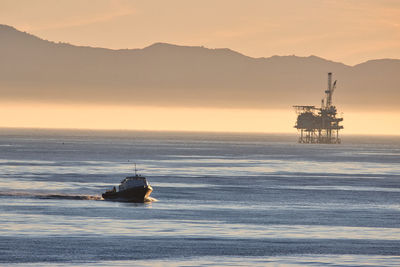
[{"left": 102, "top": 165, "right": 153, "bottom": 202}]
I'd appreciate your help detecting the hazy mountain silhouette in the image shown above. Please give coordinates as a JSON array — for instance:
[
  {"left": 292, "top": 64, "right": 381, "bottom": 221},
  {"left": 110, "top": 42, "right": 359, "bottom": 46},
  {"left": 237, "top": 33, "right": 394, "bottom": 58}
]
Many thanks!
[{"left": 1, "top": 24, "right": 399, "bottom": 110}]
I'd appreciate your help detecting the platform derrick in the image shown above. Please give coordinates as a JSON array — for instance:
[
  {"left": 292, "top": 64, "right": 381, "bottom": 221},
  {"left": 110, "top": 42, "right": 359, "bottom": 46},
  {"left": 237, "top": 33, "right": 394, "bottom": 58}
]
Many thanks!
[{"left": 293, "top": 73, "right": 343, "bottom": 144}]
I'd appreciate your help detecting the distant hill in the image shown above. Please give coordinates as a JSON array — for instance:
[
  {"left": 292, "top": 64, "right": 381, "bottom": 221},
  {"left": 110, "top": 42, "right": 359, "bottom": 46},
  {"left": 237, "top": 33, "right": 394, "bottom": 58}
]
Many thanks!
[{"left": 1, "top": 24, "right": 399, "bottom": 110}]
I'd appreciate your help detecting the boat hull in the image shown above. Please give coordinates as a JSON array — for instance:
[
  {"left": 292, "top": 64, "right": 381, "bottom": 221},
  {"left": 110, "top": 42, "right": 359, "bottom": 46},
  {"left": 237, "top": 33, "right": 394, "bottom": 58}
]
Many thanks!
[{"left": 102, "top": 185, "right": 153, "bottom": 202}]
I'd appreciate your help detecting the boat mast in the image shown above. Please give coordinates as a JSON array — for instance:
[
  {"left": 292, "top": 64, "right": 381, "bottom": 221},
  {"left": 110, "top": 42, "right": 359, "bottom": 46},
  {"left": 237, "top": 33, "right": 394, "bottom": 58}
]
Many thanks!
[{"left": 134, "top": 163, "right": 137, "bottom": 176}]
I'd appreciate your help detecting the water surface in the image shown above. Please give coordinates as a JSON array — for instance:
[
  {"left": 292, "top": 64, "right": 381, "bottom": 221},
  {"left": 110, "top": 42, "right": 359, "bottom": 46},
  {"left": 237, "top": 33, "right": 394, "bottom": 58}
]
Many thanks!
[{"left": 0, "top": 129, "right": 399, "bottom": 266}]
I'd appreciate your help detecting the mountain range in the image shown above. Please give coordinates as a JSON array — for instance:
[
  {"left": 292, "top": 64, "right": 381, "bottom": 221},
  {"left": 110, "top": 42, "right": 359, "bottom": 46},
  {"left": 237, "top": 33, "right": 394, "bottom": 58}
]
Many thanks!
[{"left": 1, "top": 24, "right": 399, "bottom": 110}]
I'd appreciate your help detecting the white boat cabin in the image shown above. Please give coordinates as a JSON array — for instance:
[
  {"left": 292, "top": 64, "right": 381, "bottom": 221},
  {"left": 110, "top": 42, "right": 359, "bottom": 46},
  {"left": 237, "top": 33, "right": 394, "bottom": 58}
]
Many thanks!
[{"left": 118, "top": 176, "right": 148, "bottom": 191}]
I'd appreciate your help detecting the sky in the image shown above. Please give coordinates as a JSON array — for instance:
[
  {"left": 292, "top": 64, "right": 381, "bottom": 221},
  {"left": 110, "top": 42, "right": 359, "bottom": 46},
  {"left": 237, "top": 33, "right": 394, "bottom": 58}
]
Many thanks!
[
  {"left": 1, "top": 0, "right": 400, "bottom": 134},
  {"left": 2, "top": 0, "right": 400, "bottom": 66},
  {"left": 2, "top": 102, "right": 400, "bottom": 135}
]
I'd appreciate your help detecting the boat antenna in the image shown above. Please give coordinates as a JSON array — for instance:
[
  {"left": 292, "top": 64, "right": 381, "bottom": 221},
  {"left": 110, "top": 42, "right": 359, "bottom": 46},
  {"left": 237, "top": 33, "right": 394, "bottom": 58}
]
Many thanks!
[{"left": 134, "top": 163, "right": 137, "bottom": 176}]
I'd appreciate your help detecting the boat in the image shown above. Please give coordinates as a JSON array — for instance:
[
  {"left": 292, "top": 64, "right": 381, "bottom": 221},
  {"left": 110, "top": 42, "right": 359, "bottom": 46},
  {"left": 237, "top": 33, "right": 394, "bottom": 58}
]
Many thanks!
[{"left": 102, "top": 165, "right": 153, "bottom": 202}]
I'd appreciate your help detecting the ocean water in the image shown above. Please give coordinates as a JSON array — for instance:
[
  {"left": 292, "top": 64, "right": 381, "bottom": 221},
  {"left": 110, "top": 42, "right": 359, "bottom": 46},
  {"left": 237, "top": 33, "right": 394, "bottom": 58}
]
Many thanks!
[{"left": 0, "top": 129, "right": 399, "bottom": 266}]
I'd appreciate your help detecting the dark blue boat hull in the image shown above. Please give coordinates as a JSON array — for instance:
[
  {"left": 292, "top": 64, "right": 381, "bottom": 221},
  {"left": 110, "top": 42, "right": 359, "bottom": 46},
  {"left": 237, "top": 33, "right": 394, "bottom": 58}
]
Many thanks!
[{"left": 102, "top": 185, "right": 153, "bottom": 202}]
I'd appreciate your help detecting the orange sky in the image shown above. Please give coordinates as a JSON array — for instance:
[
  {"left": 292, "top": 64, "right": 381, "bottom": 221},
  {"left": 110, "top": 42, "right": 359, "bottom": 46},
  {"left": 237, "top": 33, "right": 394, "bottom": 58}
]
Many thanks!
[
  {"left": 1, "top": 0, "right": 400, "bottom": 65},
  {"left": 1, "top": 1, "right": 400, "bottom": 134},
  {"left": 2, "top": 103, "right": 400, "bottom": 135}
]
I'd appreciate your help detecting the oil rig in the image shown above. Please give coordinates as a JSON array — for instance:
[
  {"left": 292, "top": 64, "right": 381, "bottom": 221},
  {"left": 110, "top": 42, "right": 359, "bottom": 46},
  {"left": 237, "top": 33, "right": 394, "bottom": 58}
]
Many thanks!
[{"left": 293, "top": 72, "right": 343, "bottom": 144}]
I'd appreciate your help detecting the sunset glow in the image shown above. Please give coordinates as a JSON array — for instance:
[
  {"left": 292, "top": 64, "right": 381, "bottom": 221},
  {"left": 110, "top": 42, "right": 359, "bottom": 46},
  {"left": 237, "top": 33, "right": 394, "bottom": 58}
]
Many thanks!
[
  {"left": 2, "top": 102, "right": 399, "bottom": 135},
  {"left": 1, "top": 0, "right": 399, "bottom": 135},
  {"left": 1, "top": 0, "right": 400, "bottom": 65}
]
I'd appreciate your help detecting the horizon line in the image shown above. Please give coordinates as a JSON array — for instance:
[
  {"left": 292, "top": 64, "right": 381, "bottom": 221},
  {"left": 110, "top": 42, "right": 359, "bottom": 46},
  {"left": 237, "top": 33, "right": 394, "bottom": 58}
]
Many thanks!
[{"left": 1, "top": 126, "right": 399, "bottom": 138}]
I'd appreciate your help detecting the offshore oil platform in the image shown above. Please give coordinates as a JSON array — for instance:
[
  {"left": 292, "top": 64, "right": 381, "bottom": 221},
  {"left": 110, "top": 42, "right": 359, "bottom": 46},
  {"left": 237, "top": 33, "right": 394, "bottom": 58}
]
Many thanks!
[{"left": 293, "top": 72, "right": 343, "bottom": 144}]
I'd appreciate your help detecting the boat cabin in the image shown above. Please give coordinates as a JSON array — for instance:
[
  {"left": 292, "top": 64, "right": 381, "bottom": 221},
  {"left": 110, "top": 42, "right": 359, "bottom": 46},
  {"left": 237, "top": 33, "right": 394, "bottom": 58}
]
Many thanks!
[{"left": 118, "top": 176, "right": 148, "bottom": 191}]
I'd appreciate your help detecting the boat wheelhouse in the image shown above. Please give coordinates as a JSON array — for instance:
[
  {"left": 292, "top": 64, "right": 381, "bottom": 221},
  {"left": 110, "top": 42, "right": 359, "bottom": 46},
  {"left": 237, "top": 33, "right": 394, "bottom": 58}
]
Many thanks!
[{"left": 102, "top": 167, "right": 153, "bottom": 202}]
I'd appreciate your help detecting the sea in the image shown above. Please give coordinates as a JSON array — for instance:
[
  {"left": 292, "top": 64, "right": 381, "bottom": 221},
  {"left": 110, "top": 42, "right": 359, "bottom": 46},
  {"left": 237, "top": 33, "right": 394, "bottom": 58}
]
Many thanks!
[{"left": 0, "top": 128, "right": 399, "bottom": 266}]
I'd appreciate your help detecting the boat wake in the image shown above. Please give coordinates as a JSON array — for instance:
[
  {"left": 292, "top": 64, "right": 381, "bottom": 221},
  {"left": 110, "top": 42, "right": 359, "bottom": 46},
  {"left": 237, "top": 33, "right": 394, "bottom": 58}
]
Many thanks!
[
  {"left": 144, "top": 197, "right": 158, "bottom": 202},
  {"left": 0, "top": 191, "right": 158, "bottom": 202},
  {"left": 0, "top": 191, "right": 103, "bottom": 201},
  {"left": 38, "top": 194, "right": 103, "bottom": 201}
]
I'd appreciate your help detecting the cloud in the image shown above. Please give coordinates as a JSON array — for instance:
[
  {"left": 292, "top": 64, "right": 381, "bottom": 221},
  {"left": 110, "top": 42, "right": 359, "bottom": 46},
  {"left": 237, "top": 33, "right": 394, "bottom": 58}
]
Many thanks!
[
  {"left": 29, "top": 1, "right": 136, "bottom": 32},
  {"left": 32, "top": 9, "right": 136, "bottom": 32},
  {"left": 0, "top": 0, "right": 136, "bottom": 32}
]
